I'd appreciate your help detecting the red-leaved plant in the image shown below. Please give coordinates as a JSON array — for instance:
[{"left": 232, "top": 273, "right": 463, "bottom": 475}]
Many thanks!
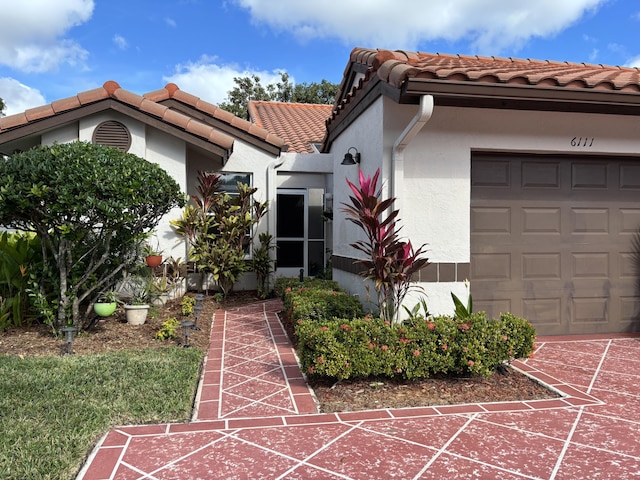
[{"left": 342, "top": 168, "right": 429, "bottom": 323}]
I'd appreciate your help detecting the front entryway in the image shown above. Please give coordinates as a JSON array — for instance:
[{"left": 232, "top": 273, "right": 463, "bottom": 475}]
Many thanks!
[
  {"left": 276, "top": 189, "right": 325, "bottom": 277},
  {"left": 471, "top": 153, "right": 640, "bottom": 335}
]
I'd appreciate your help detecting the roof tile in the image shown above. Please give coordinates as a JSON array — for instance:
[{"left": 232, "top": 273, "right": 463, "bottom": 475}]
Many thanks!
[
  {"left": 0, "top": 112, "right": 28, "bottom": 131},
  {"left": 25, "top": 104, "right": 55, "bottom": 122},
  {"left": 51, "top": 96, "right": 81, "bottom": 114}
]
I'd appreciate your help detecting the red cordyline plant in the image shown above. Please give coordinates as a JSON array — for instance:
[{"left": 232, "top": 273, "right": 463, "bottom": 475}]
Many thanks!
[{"left": 342, "top": 168, "right": 429, "bottom": 324}]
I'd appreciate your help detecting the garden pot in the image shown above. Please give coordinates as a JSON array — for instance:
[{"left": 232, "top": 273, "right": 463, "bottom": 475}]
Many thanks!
[
  {"left": 145, "top": 255, "right": 163, "bottom": 268},
  {"left": 124, "top": 304, "right": 149, "bottom": 325},
  {"left": 93, "top": 302, "right": 117, "bottom": 317}
]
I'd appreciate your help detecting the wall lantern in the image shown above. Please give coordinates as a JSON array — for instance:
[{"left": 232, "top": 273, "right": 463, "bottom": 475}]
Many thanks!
[{"left": 341, "top": 147, "right": 361, "bottom": 165}]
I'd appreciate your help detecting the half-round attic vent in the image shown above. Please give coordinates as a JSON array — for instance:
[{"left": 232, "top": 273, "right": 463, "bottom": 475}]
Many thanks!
[{"left": 92, "top": 120, "right": 131, "bottom": 152}]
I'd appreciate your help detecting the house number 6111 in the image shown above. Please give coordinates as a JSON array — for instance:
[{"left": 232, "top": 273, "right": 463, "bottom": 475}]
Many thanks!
[{"left": 570, "top": 137, "right": 594, "bottom": 147}]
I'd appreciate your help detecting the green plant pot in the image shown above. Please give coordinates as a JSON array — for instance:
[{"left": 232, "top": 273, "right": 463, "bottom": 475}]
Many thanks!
[{"left": 93, "top": 302, "right": 117, "bottom": 317}]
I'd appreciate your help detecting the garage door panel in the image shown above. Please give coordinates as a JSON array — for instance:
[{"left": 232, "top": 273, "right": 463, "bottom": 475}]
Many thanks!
[
  {"left": 572, "top": 253, "right": 609, "bottom": 279},
  {"left": 522, "top": 298, "right": 562, "bottom": 326},
  {"left": 522, "top": 207, "right": 561, "bottom": 234},
  {"left": 571, "top": 297, "right": 608, "bottom": 324},
  {"left": 522, "top": 253, "right": 561, "bottom": 279},
  {"left": 471, "top": 207, "right": 511, "bottom": 233},
  {"left": 472, "top": 154, "right": 640, "bottom": 335},
  {"left": 620, "top": 164, "right": 640, "bottom": 189},
  {"left": 472, "top": 159, "right": 510, "bottom": 187},
  {"left": 571, "top": 208, "right": 609, "bottom": 234},
  {"left": 620, "top": 297, "right": 640, "bottom": 323},
  {"left": 620, "top": 209, "right": 640, "bottom": 233},
  {"left": 572, "top": 163, "right": 608, "bottom": 189},
  {"left": 471, "top": 253, "right": 511, "bottom": 281},
  {"left": 522, "top": 161, "right": 560, "bottom": 188},
  {"left": 620, "top": 253, "right": 638, "bottom": 278}
]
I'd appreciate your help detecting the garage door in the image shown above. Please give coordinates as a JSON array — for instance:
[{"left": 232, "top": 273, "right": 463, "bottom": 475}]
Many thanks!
[{"left": 470, "top": 154, "right": 640, "bottom": 336}]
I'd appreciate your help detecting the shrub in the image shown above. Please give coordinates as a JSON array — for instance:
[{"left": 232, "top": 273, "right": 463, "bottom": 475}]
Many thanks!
[
  {"left": 295, "top": 312, "right": 536, "bottom": 381},
  {"left": 283, "top": 286, "right": 363, "bottom": 322},
  {"left": 274, "top": 277, "right": 341, "bottom": 299},
  {"left": 155, "top": 317, "right": 181, "bottom": 340},
  {"left": 181, "top": 296, "right": 196, "bottom": 316},
  {"left": 0, "top": 142, "right": 185, "bottom": 329}
]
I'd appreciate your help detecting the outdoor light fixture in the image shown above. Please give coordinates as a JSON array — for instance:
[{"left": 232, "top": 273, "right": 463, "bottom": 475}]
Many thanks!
[
  {"left": 61, "top": 326, "right": 78, "bottom": 355},
  {"left": 192, "top": 304, "right": 203, "bottom": 331},
  {"left": 195, "top": 293, "right": 205, "bottom": 304},
  {"left": 341, "top": 147, "right": 361, "bottom": 165},
  {"left": 180, "top": 320, "right": 194, "bottom": 348}
]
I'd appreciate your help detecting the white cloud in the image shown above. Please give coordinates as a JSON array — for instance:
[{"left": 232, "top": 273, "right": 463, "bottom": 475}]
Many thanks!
[
  {"left": 163, "top": 55, "right": 288, "bottom": 105},
  {"left": 0, "top": 0, "right": 94, "bottom": 73},
  {"left": 0, "top": 78, "right": 47, "bottom": 116},
  {"left": 113, "top": 34, "right": 128, "bottom": 50},
  {"left": 165, "top": 17, "right": 177, "bottom": 28},
  {"left": 625, "top": 56, "right": 640, "bottom": 68},
  {"left": 232, "top": 0, "right": 606, "bottom": 54}
]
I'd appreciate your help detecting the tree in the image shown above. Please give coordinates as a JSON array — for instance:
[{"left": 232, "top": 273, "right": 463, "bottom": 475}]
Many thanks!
[
  {"left": 0, "top": 97, "right": 5, "bottom": 117},
  {"left": 219, "top": 72, "right": 338, "bottom": 118},
  {"left": 0, "top": 141, "right": 185, "bottom": 329}
]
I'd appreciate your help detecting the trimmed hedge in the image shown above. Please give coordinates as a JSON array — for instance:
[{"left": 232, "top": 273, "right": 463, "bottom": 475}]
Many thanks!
[
  {"left": 296, "top": 313, "right": 535, "bottom": 380},
  {"left": 283, "top": 285, "right": 364, "bottom": 322},
  {"left": 280, "top": 280, "right": 536, "bottom": 381},
  {"left": 274, "top": 277, "right": 341, "bottom": 299}
]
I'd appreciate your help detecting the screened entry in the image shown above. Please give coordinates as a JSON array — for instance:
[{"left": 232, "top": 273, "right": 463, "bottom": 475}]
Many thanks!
[{"left": 276, "top": 189, "right": 325, "bottom": 277}]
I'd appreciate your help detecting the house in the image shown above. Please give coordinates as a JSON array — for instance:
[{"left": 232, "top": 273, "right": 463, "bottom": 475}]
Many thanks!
[
  {"left": 326, "top": 48, "right": 640, "bottom": 336},
  {"left": 2, "top": 46, "right": 640, "bottom": 336},
  {"left": 0, "top": 81, "right": 334, "bottom": 290}
]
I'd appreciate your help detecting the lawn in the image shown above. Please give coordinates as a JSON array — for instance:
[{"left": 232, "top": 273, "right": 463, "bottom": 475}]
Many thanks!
[{"left": 0, "top": 347, "right": 203, "bottom": 479}]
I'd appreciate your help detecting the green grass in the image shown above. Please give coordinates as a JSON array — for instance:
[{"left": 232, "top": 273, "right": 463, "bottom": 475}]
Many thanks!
[{"left": 0, "top": 347, "right": 204, "bottom": 479}]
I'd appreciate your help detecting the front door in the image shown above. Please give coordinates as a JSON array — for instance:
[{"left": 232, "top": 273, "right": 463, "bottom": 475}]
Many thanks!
[{"left": 276, "top": 189, "right": 325, "bottom": 278}]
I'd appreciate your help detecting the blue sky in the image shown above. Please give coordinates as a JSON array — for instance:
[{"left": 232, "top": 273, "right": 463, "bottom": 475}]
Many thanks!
[{"left": 1, "top": 0, "right": 639, "bottom": 116}]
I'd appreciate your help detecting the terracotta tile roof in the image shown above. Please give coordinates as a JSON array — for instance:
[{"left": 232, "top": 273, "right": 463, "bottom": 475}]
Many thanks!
[
  {"left": 328, "top": 47, "right": 640, "bottom": 135},
  {"left": 0, "top": 80, "right": 235, "bottom": 153},
  {"left": 145, "top": 84, "right": 287, "bottom": 151},
  {"left": 247, "top": 101, "right": 332, "bottom": 153}
]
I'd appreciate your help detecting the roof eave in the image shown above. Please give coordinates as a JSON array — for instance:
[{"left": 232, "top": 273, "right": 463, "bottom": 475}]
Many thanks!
[
  {"left": 0, "top": 99, "right": 233, "bottom": 160},
  {"left": 404, "top": 79, "right": 640, "bottom": 113}
]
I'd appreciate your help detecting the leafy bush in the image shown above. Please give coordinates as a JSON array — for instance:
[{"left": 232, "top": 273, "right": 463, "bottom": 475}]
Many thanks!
[
  {"left": 274, "top": 276, "right": 341, "bottom": 298},
  {"left": 0, "top": 142, "right": 185, "bottom": 328},
  {"left": 181, "top": 296, "right": 196, "bottom": 316},
  {"left": 295, "top": 312, "right": 536, "bottom": 381},
  {"left": 0, "top": 231, "right": 43, "bottom": 329},
  {"left": 155, "top": 317, "right": 181, "bottom": 341},
  {"left": 283, "top": 286, "right": 363, "bottom": 322}
]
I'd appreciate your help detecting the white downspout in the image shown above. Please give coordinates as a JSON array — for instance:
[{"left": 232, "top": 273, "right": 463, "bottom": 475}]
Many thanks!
[
  {"left": 391, "top": 95, "right": 434, "bottom": 226},
  {"left": 266, "top": 155, "right": 286, "bottom": 270}
]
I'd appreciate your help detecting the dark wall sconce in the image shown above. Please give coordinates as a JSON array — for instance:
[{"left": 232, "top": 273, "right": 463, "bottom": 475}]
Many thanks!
[{"left": 341, "top": 147, "right": 361, "bottom": 165}]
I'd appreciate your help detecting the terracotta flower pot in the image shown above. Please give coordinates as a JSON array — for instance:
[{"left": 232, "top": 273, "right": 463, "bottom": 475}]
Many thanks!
[{"left": 145, "top": 255, "right": 163, "bottom": 268}]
